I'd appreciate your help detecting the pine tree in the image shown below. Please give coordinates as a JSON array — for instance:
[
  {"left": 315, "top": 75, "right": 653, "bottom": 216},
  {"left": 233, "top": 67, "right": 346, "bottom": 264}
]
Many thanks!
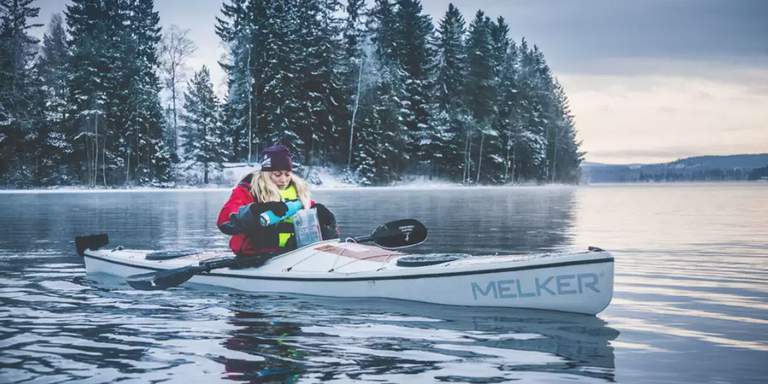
[
  {"left": 291, "top": 0, "right": 345, "bottom": 170},
  {"left": 125, "top": 0, "right": 171, "bottom": 184},
  {"left": 207, "top": 0, "right": 584, "bottom": 186},
  {"left": 259, "top": 1, "right": 300, "bottom": 151},
  {"left": 340, "top": 0, "right": 366, "bottom": 167},
  {"left": 216, "top": 0, "right": 254, "bottom": 162},
  {"left": 35, "top": 13, "right": 72, "bottom": 184},
  {"left": 369, "top": 0, "right": 397, "bottom": 64},
  {"left": 549, "top": 81, "right": 583, "bottom": 182},
  {"left": 350, "top": 0, "right": 408, "bottom": 184},
  {"left": 463, "top": 11, "right": 494, "bottom": 183},
  {"left": 66, "top": 0, "right": 170, "bottom": 186},
  {"left": 514, "top": 39, "right": 548, "bottom": 181},
  {"left": 180, "top": 66, "right": 229, "bottom": 184},
  {"left": 432, "top": 3, "right": 467, "bottom": 180},
  {"left": 393, "top": 0, "right": 435, "bottom": 172},
  {"left": 479, "top": 16, "right": 510, "bottom": 183},
  {"left": 496, "top": 40, "right": 522, "bottom": 183},
  {"left": 352, "top": 60, "right": 406, "bottom": 185},
  {"left": 0, "top": 0, "right": 41, "bottom": 185}
]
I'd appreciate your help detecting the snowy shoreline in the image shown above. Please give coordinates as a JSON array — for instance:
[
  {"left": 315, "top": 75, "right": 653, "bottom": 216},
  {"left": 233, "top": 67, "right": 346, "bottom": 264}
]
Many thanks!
[
  {"left": 4, "top": 181, "right": 761, "bottom": 194},
  {"left": 0, "top": 180, "right": 584, "bottom": 194}
]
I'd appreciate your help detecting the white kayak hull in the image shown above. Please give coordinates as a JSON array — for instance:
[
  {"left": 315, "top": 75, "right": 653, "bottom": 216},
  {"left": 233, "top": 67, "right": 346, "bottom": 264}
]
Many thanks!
[{"left": 84, "top": 240, "right": 614, "bottom": 315}]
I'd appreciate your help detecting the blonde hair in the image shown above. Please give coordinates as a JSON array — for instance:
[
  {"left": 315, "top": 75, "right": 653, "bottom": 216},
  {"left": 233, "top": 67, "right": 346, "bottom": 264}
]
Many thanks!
[{"left": 249, "top": 170, "right": 311, "bottom": 208}]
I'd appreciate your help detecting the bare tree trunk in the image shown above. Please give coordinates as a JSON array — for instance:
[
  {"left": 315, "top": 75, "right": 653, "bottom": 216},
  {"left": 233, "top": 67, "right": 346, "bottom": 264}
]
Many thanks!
[
  {"left": 348, "top": 56, "right": 364, "bottom": 170},
  {"left": 247, "top": 43, "right": 253, "bottom": 165},
  {"left": 463, "top": 128, "right": 471, "bottom": 184},
  {"left": 93, "top": 114, "right": 98, "bottom": 187},
  {"left": 85, "top": 123, "right": 93, "bottom": 187},
  {"left": 511, "top": 145, "right": 516, "bottom": 183},
  {"left": 504, "top": 135, "right": 510, "bottom": 183},
  {"left": 102, "top": 131, "right": 107, "bottom": 187},
  {"left": 475, "top": 133, "right": 485, "bottom": 184},
  {"left": 551, "top": 131, "right": 558, "bottom": 183},
  {"left": 171, "top": 66, "right": 177, "bottom": 152},
  {"left": 126, "top": 148, "right": 130, "bottom": 186}
]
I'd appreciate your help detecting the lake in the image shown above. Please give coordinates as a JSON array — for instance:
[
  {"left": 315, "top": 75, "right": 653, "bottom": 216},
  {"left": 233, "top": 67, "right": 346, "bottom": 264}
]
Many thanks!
[{"left": 1, "top": 183, "right": 766, "bottom": 383}]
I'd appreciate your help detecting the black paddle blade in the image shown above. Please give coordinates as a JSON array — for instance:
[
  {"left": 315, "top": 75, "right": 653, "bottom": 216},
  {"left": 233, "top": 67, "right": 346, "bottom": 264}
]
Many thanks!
[
  {"left": 126, "top": 266, "right": 200, "bottom": 290},
  {"left": 75, "top": 233, "right": 109, "bottom": 256},
  {"left": 371, "top": 219, "right": 428, "bottom": 249}
]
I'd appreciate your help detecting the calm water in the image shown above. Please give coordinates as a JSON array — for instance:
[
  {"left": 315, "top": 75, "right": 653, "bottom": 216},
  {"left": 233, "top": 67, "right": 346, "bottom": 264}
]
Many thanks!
[{"left": 1, "top": 183, "right": 767, "bottom": 383}]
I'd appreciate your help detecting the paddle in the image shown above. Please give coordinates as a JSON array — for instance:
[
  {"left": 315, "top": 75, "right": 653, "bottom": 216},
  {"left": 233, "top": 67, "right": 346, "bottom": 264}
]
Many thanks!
[
  {"left": 75, "top": 233, "right": 109, "bottom": 256},
  {"left": 351, "top": 219, "right": 427, "bottom": 249},
  {"left": 126, "top": 218, "right": 428, "bottom": 291}
]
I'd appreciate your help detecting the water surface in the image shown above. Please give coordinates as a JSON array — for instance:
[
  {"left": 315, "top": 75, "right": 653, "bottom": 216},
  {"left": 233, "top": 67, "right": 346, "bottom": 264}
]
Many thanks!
[{"left": 1, "top": 183, "right": 766, "bottom": 383}]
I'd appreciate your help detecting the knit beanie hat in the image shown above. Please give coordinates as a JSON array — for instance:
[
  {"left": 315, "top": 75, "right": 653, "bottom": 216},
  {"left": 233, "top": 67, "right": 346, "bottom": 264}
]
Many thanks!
[{"left": 260, "top": 144, "right": 293, "bottom": 172}]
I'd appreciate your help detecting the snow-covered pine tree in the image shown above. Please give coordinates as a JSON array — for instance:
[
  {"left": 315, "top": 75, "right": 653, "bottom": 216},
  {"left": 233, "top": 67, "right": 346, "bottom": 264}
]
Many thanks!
[
  {"left": 496, "top": 40, "right": 523, "bottom": 183},
  {"left": 35, "top": 13, "right": 72, "bottom": 185},
  {"left": 370, "top": 0, "right": 397, "bottom": 65},
  {"left": 514, "top": 39, "right": 548, "bottom": 181},
  {"left": 209, "top": 0, "right": 583, "bottom": 185},
  {"left": 180, "top": 66, "right": 229, "bottom": 184},
  {"left": 349, "top": 0, "right": 408, "bottom": 184},
  {"left": 548, "top": 80, "right": 583, "bottom": 183},
  {"left": 479, "top": 16, "right": 510, "bottom": 183},
  {"left": 291, "top": 0, "right": 345, "bottom": 171},
  {"left": 392, "top": 0, "right": 435, "bottom": 174},
  {"left": 432, "top": 3, "right": 468, "bottom": 181},
  {"left": 340, "top": 0, "right": 367, "bottom": 167},
  {"left": 125, "top": 0, "right": 171, "bottom": 184},
  {"left": 217, "top": 0, "right": 259, "bottom": 162},
  {"left": 258, "top": 1, "right": 301, "bottom": 154},
  {"left": 65, "top": 0, "right": 110, "bottom": 186},
  {"left": 0, "top": 0, "right": 41, "bottom": 185},
  {"left": 463, "top": 11, "right": 494, "bottom": 184},
  {"left": 352, "top": 58, "right": 406, "bottom": 185},
  {"left": 66, "top": 0, "right": 169, "bottom": 186}
]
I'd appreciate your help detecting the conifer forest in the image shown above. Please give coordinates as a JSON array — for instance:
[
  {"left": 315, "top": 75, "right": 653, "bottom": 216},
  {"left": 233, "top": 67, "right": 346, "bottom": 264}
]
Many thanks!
[{"left": 0, "top": 0, "right": 583, "bottom": 187}]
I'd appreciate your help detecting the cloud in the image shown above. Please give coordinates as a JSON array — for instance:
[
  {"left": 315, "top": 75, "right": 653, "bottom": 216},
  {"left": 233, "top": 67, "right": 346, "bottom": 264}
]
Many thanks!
[
  {"left": 560, "top": 70, "right": 768, "bottom": 164},
  {"left": 423, "top": 0, "right": 768, "bottom": 74}
]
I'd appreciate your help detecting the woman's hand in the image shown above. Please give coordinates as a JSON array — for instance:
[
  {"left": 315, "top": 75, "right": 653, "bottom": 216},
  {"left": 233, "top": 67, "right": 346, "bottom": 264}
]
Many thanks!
[
  {"left": 314, "top": 203, "right": 340, "bottom": 239},
  {"left": 250, "top": 201, "right": 289, "bottom": 216}
]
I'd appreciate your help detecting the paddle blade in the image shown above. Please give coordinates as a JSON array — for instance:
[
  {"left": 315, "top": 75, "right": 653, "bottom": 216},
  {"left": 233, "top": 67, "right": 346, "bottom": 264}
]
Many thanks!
[
  {"left": 126, "top": 266, "right": 199, "bottom": 290},
  {"left": 75, "top": 233, "right": 109, "bottom": 256},
  {"left": 371, "top": 219, "right": 428, "bottom": 249}
]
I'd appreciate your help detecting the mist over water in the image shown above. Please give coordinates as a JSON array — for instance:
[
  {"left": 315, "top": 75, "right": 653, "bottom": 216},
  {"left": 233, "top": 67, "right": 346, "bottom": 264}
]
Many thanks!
[{"left": 1, "top": 183, "right": 766, "bottom": 383}]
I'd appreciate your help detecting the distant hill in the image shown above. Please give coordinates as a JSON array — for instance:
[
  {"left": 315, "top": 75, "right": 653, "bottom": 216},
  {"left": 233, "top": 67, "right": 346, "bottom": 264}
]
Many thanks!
[{"left": 581, "top": 154, "right": 768, "bottom": 183}]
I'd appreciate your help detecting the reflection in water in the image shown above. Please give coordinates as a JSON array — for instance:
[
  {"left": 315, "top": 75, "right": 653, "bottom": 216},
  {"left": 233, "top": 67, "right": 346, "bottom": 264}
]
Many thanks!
[{"left": 219, "top": 297, "right": 618, "bottom": 383}]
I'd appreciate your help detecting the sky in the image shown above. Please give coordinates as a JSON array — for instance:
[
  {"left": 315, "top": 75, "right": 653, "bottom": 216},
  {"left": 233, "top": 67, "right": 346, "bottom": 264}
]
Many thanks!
[{"left": 31, "top": 0, "right": 768, "bottom": 164}]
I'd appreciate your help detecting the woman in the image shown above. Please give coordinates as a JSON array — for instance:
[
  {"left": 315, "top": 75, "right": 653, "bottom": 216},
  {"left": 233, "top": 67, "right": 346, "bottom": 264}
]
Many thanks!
[{"left": 217, "top": 144, "right": 338, "bottom": 257}]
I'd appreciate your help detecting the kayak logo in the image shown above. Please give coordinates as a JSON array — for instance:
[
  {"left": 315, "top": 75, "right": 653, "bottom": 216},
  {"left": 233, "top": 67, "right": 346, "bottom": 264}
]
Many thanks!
[
  {"left": 471, "top": 273, "right": 600, "bottom": 300},
  {"left": 399, "top": 225, "right": 415, "bottom": 241}
]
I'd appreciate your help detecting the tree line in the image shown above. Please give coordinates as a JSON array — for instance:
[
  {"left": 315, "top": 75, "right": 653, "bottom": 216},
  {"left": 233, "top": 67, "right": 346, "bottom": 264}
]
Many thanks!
[{"left": 0, "top": 0, "right": 583, "bottom": 187}]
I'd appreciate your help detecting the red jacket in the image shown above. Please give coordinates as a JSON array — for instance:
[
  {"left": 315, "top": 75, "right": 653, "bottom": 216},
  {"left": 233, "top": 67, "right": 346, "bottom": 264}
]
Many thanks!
[{"left": 217, "top": 175, "right": 314, "bottom": 256}]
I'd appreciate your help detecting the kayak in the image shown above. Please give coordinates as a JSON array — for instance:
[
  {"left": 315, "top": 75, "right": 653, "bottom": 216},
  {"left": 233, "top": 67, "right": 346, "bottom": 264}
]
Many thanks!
[{"left": 83, "top": 239, "right": 614, "bottom": 315}]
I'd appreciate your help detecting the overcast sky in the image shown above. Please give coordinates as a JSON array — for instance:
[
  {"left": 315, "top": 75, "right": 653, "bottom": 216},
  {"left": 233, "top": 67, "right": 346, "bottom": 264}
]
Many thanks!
[{"left": 32, "top": 0, "right": 768, "bottom": 164}]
